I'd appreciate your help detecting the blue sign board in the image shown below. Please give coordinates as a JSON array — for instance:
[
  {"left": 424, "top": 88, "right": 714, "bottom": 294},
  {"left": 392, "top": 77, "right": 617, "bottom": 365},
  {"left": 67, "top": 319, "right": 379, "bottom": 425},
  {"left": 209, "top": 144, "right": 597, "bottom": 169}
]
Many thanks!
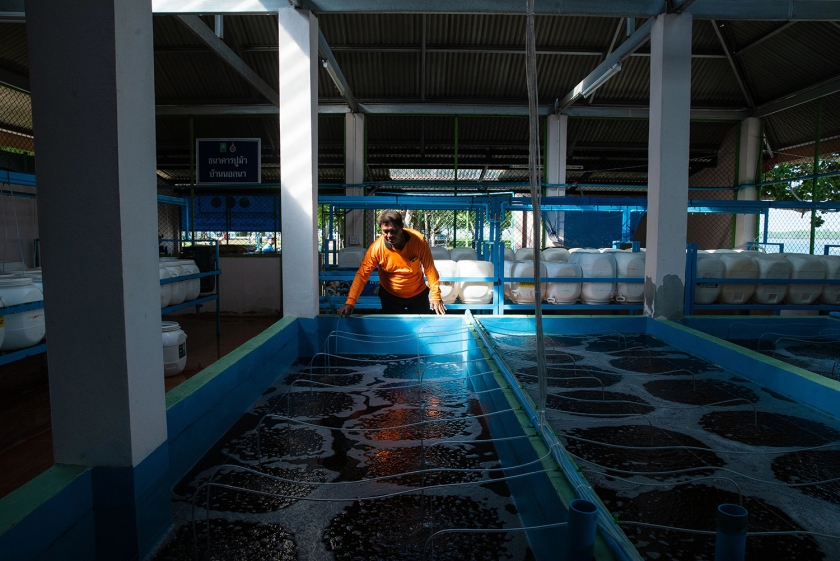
[{"left": 196, "top": 138, "right": 261, "bottom": 184}]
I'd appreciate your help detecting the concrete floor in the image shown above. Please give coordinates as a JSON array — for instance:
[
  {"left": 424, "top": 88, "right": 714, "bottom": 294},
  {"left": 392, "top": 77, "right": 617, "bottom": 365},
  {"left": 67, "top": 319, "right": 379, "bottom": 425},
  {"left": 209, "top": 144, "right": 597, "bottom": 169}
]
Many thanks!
[{"left": 0, "top": 314, "right": 279, "bottom": 499}]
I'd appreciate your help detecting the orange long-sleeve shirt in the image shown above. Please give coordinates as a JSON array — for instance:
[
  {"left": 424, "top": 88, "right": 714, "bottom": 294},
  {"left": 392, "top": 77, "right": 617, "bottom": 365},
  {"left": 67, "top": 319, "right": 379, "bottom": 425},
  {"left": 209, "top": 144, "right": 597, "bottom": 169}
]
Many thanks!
[{"left": 345, "top": 228, "right": 441, "bottom": 306}]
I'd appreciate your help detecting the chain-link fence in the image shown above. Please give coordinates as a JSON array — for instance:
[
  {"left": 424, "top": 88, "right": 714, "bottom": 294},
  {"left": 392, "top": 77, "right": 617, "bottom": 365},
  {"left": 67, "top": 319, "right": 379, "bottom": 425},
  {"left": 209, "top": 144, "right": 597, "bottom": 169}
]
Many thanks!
[{"left": 0, "top": 85, "right": 34, "bottom": 174}]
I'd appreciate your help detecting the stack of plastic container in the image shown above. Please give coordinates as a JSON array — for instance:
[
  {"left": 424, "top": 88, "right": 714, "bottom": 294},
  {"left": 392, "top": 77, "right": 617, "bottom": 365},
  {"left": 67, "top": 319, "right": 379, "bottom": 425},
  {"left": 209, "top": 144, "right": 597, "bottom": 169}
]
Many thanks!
[
  {"left": 432, "top": 260, "right": 459, "bottom": 304},
  {"left": 0, "top": 276, "right": 45, "bottom": 351},
  {"left": 457, "top": 260, "right": 494, "bottom": 304},
  {"left": 784, "top": 254, "right": 827, "bottom": 305},
  {"left": 568, "top": 250, "right": 616, "bottom": 304},
  {"left": 819, "top": 255, "right": 840, "bottom": 305}
]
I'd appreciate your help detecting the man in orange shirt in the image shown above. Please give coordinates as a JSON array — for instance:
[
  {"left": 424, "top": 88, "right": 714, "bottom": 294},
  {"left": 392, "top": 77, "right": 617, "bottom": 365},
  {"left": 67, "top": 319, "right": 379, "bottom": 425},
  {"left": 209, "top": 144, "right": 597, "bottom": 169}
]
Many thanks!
[{"left": 338, "top": 210, "right": 446, "bottom": 316}]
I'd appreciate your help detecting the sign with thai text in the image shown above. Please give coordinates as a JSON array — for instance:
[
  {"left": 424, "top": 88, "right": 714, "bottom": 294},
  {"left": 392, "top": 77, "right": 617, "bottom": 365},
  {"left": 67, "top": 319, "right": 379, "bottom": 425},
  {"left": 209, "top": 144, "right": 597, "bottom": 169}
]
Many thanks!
[{"left": 196, "top": 138, "right": 261, "bottom": 184}]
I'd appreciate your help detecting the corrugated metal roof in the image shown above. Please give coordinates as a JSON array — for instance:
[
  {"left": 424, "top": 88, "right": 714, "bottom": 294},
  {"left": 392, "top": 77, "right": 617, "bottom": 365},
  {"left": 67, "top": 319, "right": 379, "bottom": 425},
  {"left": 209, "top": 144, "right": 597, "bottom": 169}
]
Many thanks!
[{"left": 0, "top": 24, "right": 28, "bottom": 74}]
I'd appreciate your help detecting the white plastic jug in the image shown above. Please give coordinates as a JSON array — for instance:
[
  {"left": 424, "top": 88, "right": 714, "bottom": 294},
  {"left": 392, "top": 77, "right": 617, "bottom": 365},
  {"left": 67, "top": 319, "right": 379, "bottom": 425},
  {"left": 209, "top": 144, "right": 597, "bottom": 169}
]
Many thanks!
[
  {"left": 717, "top": 253, "right": 759, "bottom": 304},
  {"left": 785, "top": 254, "right": 827, "bottom": 305},
  {"left": 162, "top": 321, "right": 187, "bottom": 377},
  {"left": 613, "top": 251, "right": 645, "bottom": 303},
  {"left": 750, "top": 253, "right": 791, "bottom": 305},
  {"left": 503, "top": 248, "right": 516, "bottom": 261},
  {"left": 694, "top": 253, "right": 725, "bottom": 305},
  {"left": 543, "top": 262, "right": 581, "bottom": 304},
  {"left": 178, "top": 259, "right": 201, "bottom": 302},
  {"left": 338, "top": 247, "right": 367, "bottom": 269},
  {"left": 819, "top": 255, "right": 840, "bottom": 305},
  {"left": 457, "top": 260, "right": 494, "bottom": 304},
  {"left": 430, "top": 247, "right": 451, "bottom": 260},
  {"left": 569, "top": 250, "right": 616, "bottom": 304},
  {"left": 515, "top": 248, "right": 534, "bottom": 261},
  {"left": 509, "top": 261, "right": 547, "bottom": 304},
  {"left": 503, "top": 260, "right": 516, "bottom": 300},
  {"left": 433, "top": 260, "right": 459, "bottom": 304},
  {"left": 542, "top": 248, "right": 570, "bottom": 262},
  {"left": 159, "top": 263, "right": 172, "bottom": 308},
  {"left": 0, "top": 277, "right": 45, "bottom": 350},
  {"left": 161, "top": 261, "right": 187, "bottom": 306},
  {"left": 450, "top": 248, "right": 478, "bottom": 262}
]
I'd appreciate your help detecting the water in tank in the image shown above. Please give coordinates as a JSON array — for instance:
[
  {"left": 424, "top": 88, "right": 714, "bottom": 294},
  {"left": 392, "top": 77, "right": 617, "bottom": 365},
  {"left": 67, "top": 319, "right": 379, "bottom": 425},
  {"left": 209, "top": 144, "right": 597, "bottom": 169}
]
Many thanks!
[
  {"left": 514, "top": 248, "right": 533, "bottom": 261},
  {"left": 543, "top": 261, "right": 581, "bottom": 304},
  {"left": 568, "top": 250, "right": 616, "bottom": 304},
  {"left": 450, "top": 248, "right": 478, "bottom": 262},
  {"left": 694, "top": 253, "right": 725, "bottom": 304},
  {"left": 819, "top": 255, "right": 840, "bottom": 305},
  {"left": 612, "top": 251, "right": 645, "bottom": 303},
  {"left": 457, "top": 260, "right": 494, "bottom": 304},
  {"left": 430, "top": 246, "right": 451, "bottom": 260},
  {"left": 716, "top": 253, "right": 759, "bottom": 305},
  {"left": 432, "top": 260, "right": 459, "bottom": 304},
  {"left": 0, "top": 277, "right": 45, "bottom": 351},
  {"left": 784, "top": 254, "right": 827, "bottom": 305},
  {"left": 508, "top": 261, "right": 547, "bottom": 304},
  {"left": 749, "top": 253, "right": 791, "bottom": 305},
  {"left": 542, "top": 248, "right": 570, "bottom": 262},
  {"left": 338, "top": 247, "right": 367, "bottom": 269}
]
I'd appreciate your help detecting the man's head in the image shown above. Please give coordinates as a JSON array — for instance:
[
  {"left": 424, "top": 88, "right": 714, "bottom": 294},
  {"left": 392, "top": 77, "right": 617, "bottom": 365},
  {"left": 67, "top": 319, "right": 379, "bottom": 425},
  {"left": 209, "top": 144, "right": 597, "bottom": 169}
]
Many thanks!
[{"left": 377, "top": 210, "right": 405, "bottom": 247}]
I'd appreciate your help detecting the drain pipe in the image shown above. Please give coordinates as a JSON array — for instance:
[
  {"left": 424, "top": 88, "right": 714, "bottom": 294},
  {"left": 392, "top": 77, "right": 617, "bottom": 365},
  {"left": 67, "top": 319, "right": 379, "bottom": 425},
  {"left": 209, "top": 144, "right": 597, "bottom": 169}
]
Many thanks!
[
  {"left": 715, "top": 504, "right": 748, "bottom": 561},
  {"left": 466, "top": 311, "right": 643, "bottom": 561}
]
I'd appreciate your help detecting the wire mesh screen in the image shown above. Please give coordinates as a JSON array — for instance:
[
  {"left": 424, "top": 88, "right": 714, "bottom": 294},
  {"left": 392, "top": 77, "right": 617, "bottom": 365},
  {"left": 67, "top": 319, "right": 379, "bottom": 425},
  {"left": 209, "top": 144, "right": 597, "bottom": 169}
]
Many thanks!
[
  {"left": 0, "top": 85, "right": 35, "bottom": 174},
  {"left": 761, "top": 94, "right": 840, "bottom": 254}
]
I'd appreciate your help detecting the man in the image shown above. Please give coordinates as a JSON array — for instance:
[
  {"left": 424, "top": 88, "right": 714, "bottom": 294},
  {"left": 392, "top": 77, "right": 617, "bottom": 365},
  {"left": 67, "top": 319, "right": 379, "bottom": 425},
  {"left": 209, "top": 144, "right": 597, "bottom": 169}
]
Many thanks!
[{"left": 338, "top": 210, "right": 446, "bottom": 316}]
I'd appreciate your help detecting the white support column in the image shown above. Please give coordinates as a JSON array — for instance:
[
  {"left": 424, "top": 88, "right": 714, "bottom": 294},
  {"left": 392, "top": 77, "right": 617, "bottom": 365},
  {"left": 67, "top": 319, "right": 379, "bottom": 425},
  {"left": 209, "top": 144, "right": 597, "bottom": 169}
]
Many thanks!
[
  {"left": 345, "top": 112, "right": 365, "bottom": 247},
  {"left": 734, "top": 117, "right": 762, "bottom": 247},
  {"left": 279, "top": 8, "right": 319, "bottom": 318},
  {"left": 545, "top": 114, "right": 568, "bottom": 246},
  {"left": 644, "top": 12, "right": 693, "bottom": 320},
  {"left": 27, "top": 0, "right": 169, "bottom": 557}
]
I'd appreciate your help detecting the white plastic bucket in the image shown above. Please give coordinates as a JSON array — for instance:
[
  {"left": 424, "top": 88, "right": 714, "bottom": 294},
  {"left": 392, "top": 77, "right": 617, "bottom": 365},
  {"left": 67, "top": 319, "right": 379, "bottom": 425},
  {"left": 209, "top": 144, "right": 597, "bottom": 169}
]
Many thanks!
[
  {"left": 338, "top": 247, "right": 367, "bottom": 269},
  {"left": 433, "top": 260, "right": 459, "bottom": 304},
  {"left": 717, "top": 253, "right": 759, "bottom": 304},
  {"left": 509, "top": 261, "right": 546, "bottom": 304},
  {"left": 450, "top": 248, "right": 478, "bottom": 262},
  {"left": 569, "top": 250, "right": 616, "bottom": 304},
  {"left": 457, "top": 260, "right": 494, "bottom": 304},
  {"left": 430, "top": 247, "right": 451, "bottom": 260},
  {"left": 0, "top": 277, "right": 45, "bottom": 351},
  {"left": 544, "top": 261, "right": 581, "bottom": 304},
  {"left": 162, "top": 321, "right": 187, "bottom": 377},
  {"left": 162, "top": 261, "right": 187, "bottom": 306},
  {"left": 695, "top": 253, "right": 725, "bottom": 304},
  {"left": 785, "top": 254, "right": 827, "bottom": 305},
  {"left": 514, "top": 248, "right": 534, "bottom": 261},
  {"left": 750, "top": 254, "right": 791, "bottom": 305},
  {"left": 819, "top": 255, "right": 840, "bottom": 305},
  {"left": 542, "top": 248, "right": 570, "bottom": 262},
  {"left": 178, "top": 259, "right": 201, "bottom": 302},
  {"left": 613, "top": 251, "right": 645, "bottom": 303}
]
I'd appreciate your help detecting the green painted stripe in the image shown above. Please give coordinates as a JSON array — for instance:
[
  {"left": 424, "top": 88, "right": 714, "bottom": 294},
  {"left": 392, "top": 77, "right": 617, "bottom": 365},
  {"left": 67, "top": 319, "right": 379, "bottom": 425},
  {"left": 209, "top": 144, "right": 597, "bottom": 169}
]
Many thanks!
[
  {"left": 468, "top": 328, "right": 617, "bottom": 561},
  {"left": 0, "top": 464, "right": 88, "bottom": 536},
  {"left": 165, "top": 316, "right": 297, "bottom": 409}
]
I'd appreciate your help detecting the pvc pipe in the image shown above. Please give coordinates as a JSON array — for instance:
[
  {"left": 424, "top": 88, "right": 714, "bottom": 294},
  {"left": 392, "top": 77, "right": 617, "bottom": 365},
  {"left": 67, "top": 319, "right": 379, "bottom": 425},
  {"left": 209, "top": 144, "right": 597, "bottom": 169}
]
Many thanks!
[
  {"left": 715, "top": 504, "right": 748, "bottom": 561},
  {"left": 566, "top": 499, "right": 598, "bottom": 561}
]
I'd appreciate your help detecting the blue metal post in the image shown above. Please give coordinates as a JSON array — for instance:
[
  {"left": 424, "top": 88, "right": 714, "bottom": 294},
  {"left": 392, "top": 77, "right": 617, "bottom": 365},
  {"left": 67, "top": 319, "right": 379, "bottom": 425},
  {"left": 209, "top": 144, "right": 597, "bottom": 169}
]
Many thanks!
[
  {"left": 622, "top": 207, "right": 633, "bottom": 242},
  {"left": 685, "top": 244, "right": 698, "bottom": 316},
  {"left": 714, "top": 504, "right": 748, "bottom": 561},
  {"left": 762, "top": 208, "right": 770, "bottom": 245},
  {"left": 566, "top": 499, "right": 597, "bottom": 561}
]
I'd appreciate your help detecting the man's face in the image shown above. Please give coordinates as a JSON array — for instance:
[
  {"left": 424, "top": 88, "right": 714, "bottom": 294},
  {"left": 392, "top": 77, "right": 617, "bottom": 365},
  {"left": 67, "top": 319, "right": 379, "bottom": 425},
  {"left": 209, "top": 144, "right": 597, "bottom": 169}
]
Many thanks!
[{"left": 380, "top": 222, "right": 404, "bottom": 246}]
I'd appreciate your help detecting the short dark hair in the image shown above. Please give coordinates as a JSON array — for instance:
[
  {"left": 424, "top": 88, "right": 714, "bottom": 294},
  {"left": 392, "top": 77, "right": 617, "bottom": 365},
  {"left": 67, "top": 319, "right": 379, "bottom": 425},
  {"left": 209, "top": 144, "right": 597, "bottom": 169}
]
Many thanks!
[{"left": 377, "top": 209, "right": 404, "bottom": 228}]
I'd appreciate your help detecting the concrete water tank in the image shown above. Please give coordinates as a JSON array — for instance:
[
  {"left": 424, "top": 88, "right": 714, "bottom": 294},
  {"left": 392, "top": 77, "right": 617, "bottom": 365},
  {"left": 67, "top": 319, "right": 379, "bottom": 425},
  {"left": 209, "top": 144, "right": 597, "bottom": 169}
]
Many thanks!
[
  {"left": 433, "top": 260, "right": 459, "bottom": 304},
  {"left": 457, "top": 260, "right": 494, "bottom": 304},
  {"left": 749, "top": 253, "right": 791, "bottom": 305},
  {"left": 338, "top": 247, "right": 367, "bottom": 269},
  {"left": 717, "top": 253, "right": 758, "bottom": 305},
  {"left": 430, "top": 247, "right": 451, "bottom": 260},
  {"left": 694, "top": 253, "right": 725, "bottom": 305},
  {"left": 509, "top": 261, "right": 547, "bottom": 304},
  {"left": 450, "top": 248, "right": 478, "bottom": 262},
  {"left": 162, "top": 321, "right": 187, "bottom": 377},
  {"left": 543, "top": 261, "right": 581, "bottom": 304},
  {"left": 0, "top": 277, "right": 45, "bottom": 351},
  {"left": 542, "top": 248, "right": 570, "bottom": 262},
  {"left": 784, "top": 254, "right": 827, "bottom": 305},
  {"left": 569, "top": 250, "right": 616, "bottom": 304},
  {"left": 819, "top": 255, "right": 840, "bottom": 305},
  {"left": 613, "top": 251, "right": 645, "bottom": 303}
]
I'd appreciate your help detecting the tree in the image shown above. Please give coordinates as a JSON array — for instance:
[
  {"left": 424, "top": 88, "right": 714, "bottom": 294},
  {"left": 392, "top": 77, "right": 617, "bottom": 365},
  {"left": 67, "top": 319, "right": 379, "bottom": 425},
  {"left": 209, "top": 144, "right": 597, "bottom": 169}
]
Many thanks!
[{"left": 761, "top": 157, "right": 840, "bottom": 228}]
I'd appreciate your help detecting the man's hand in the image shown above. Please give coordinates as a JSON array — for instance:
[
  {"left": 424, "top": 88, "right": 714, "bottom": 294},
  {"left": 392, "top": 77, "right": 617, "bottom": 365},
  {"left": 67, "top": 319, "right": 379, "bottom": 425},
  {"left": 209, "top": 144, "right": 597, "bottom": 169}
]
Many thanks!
[
  {"left": 430, "top": 300, "right": 446, "bottom": 315},
  {"left": 337, "top": 304, "right": 355, "bottom": 317}
]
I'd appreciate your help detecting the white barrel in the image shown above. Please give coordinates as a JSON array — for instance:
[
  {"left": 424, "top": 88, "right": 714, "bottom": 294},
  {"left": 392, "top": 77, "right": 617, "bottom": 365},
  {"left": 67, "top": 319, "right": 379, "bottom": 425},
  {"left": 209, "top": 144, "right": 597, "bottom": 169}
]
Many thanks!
[
  {"left": 695, "top": 253, "right": 725, "bottom": 304},
  {"left": 717, "top": 253, "right": 759, "bottom": 304},
  {"left": 750, "top": 253, "right": 791, "bottom": 305},
  {"left": 0, "top": 295, "right": 6, "bottom": 349},
  {"left": 613, "top": 251, "right": 645, "bottom": 303},
  {"left": 338, "top": 247, "right": 367, "bottom": 269},
  {"left": 503, "top": 260, "right": 516, "bottom": 299},
  {"left": 569, "top": 250, "right": 616, "bottom": 304},
  {"left": 514, "top": 248, "right": 534, "bottom": 261},
  {"left": 503, "top": 248, "right": 516, "bottom": 261},
  {"left": 542, "top": 248, "right": 570, "bottom": 262},
  {"left": 0, "top": 277, "right": 45, "bottom": 351},
  {"left": 21, "top": 269, "right": 43, "bottom": 293},
  {"left": 450, "top": 248, "right": 478, "bottom": 262},
  {"left": 543, "top": 261, "right": 581, "bottom": 304},
  {"left": 457, "top": 260, "right": 494, "bottom": 304},
  {"left": 819, "top": 255, "right": 840, "bottom": 305},
  {"left": 509, "top": 261, "right": 547, "bottom": 304},
  {"left": 162, "top": 261, "right": 187, "bottom": 306},
  {"left": 784, "top": 254, "right": 827, "bottom": 305},
  {"left": 178, "top": 259, "right": 201, "bottom": 302},
  {"left": 430, "top": 247, "right": 451, "bottom": 260},
  {"left": 162, "top": 321, "right": 187, "bottom": 377},
  {"left": 159, "top": 263, "right": 172, "bottom": 308},
  {"left": 433, "top": 260, "right": 459, "bottom": 304}
]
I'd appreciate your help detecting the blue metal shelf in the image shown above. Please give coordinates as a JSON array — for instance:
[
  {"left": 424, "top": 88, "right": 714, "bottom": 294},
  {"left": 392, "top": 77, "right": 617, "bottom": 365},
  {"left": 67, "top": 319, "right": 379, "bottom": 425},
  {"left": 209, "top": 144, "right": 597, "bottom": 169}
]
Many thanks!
[
  {"left": 0, "top": 343, "right": 47, "bottom": 367},
  {"left": 160, "top": 239, "right": 222, "bottom": 335}
]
